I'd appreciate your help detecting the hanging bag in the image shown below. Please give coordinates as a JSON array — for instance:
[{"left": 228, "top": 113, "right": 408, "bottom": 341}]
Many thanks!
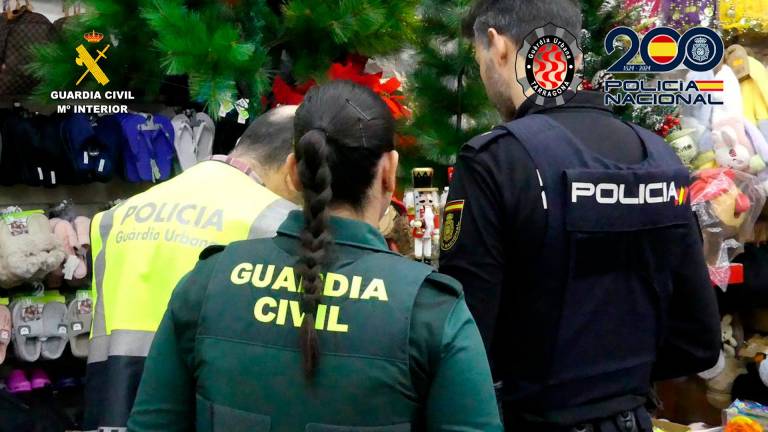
[
  {"left": 0, "top": 0, "right": 56, "bottom": 97},
  {"left": 52, "top": 1, "right": 81, "bottom": 33}
]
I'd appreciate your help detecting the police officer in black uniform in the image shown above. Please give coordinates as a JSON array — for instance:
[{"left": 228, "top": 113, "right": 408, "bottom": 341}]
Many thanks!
[{"left": 439, "top": 1, "right": 723, "bottom": 431}]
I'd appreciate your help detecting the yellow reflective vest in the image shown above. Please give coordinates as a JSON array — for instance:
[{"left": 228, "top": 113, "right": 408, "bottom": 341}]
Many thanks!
[{"left": 85, "top": 160, "right": 295, "bottom": 430}]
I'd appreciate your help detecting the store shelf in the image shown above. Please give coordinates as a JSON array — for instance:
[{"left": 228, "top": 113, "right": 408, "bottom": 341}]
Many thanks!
[{"left": 0, "top": 180, "right": 151, "bottom": 210}]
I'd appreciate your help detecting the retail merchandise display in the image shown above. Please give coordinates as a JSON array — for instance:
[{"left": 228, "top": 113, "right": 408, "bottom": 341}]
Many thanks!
[{"left": 0, "top": 0, "right": 767, "bottom": 430}]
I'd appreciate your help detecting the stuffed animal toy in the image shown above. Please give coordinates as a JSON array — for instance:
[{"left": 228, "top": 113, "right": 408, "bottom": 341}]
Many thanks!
[
  {"left": 727, "top": 45, "right": 751, "bottom": 81},
  {"left": 693, "top": 150, "right": 718, "bottom": 170},
  {"left": 713, "top": 65, "right": 745, "bottom": 124},
  {"left": 701, "top": 349, "right": 747, "bottom": 409},
  {"left": 723, "top": 315, "right": 740, "bottom": 357},
  {"left": 740, "top": 335, "right": 768, "bottom": 359},
  {"left": 379, "top": 198, "right": 413, "bottom": 256},
  {"left": 690, "top": 168, "right": 753, "bottom": 229},
  {"left": 701, "top": 315, "right": 751, "bottom": 408},
  {"left": 666, "top": 128, "right": 699, "bottom": 169},
  {"left": 0, "top": 212, "right": 66, "bottom": 288},
  {"left": 690, "top": 168, "right": 765, "bottom": 289},
  {"left": 713, "top": 117, "right": 767, "bottom": 175},
  {"left": 732, "top": 352, "right": 768, "bottom": 407}
]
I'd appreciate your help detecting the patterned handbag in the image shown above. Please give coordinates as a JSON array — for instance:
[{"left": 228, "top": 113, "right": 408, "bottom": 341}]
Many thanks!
[{"left": 0, "top": 1, "right": 56, "bottom": 98}]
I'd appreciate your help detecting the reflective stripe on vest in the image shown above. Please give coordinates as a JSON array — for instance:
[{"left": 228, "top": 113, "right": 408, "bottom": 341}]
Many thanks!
[
  {"left": 87, "top": 330, "right": 156, "bottom": 363},
  {"left": 88, "top": 160, "right": 294, "bottom": 352}
]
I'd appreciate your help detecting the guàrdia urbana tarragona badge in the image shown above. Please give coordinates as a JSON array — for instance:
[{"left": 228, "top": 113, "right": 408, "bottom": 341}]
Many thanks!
[
  {"left": 441, "top": 200, "right": 464, "bottom": 251},
  {"left": 517, "top": 23, "right": 582, "bottom": 107}
]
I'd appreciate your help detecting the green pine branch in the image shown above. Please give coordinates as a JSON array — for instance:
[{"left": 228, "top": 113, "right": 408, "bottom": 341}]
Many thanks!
[
  {"left": 280, "top": 0, "right": 418, "bottom": 80},
  {"left": 404, "top": 0, "right": 497, "bottom": 176},
  {"left": 27, "top": 0, "right": 165, "bottom": 101}
]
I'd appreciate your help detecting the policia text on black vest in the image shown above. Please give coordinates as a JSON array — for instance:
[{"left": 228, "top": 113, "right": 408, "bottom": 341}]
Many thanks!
[{"left": 442, "top": 113, "right": 719, "bottom": 432}]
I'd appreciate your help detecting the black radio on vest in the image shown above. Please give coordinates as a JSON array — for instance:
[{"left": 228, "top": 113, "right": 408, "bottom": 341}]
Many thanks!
[{"left": 440, "top": 92, "right": 723, "bottom": 432}]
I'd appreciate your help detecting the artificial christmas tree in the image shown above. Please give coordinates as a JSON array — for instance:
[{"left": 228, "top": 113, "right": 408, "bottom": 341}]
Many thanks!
[
  {"left": 141, "top": 0, "right": 273, "bottom": 116},
  {"left": 403, "top": 0, "right": 497, "bottom": 178},
  {"left": 28, "top": 0, "right": 419, "bottom": 117}
]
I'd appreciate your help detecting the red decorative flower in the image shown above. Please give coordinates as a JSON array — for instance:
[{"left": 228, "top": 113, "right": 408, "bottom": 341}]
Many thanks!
[
  {"left": 397, "top": 134, "right": 416, "bottom": 148},
  {"left": 272, "top": 75, "right": 316, "bottom": 107},
  {"left": 329, "top": 56, "right": 411, "bottom": 119},
  {"left": 270, "top": 55, "right": 411, "bottom": 119}
]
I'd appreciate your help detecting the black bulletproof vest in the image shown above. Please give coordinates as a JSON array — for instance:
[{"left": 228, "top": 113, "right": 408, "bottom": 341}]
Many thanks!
[{"left": 498, "top": 115, "right": 692, "bottom": 422}]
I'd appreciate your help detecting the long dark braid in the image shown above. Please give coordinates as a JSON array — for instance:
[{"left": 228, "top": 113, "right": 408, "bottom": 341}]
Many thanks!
[
  {"left": 294, "top": 129, "right": 333, "bottom": 377},
  {"left": 293, "top": 80, "right": 396, "bottom": 378}
]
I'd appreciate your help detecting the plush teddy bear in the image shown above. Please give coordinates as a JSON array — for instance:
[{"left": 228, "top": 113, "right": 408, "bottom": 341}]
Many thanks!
[
  {"left": 723, "top": 314, "right": 740, "bottom": 357},
  {"left": 700, "top": 315, "right": 752, "bottom": 409},
  {"left": 379, "top": 199, "right": 413, "bottom": 256}
]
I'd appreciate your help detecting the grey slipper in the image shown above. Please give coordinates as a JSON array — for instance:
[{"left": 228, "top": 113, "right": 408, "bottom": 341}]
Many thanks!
[
  {"left": 66, "top": 296, "right": 92, "bottom": 358},
  {"left": 41, "top": 301, "right": 68, "bottom": 360},
  {"left": 10, "top": 300, "right": 44, "bottom": 362}
]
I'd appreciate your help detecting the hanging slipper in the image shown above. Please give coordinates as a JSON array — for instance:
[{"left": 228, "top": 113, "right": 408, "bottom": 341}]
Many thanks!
[
  {"left": 66, "top": 294, "right": 92, "bottom": 358},
  {"left": 51, "top": 219, "right": 87, "bottom": 283},
  {"left": 10, "top": 300, "right": 43, "bottom": 362},
  {"left": 6, "top": 370, "right": 31, "bottom": 393},
  {"left": 27, "top": 213, "right": 67, "bottom": 282},
  {"left": 171, "top": 114, "right": 197, "bottom": 170},
  {"left": 40, "top": 301, "right": 68, "bottom": 360},
  {"left": 29, "top": 369, "right": 51, "bottom": 389},
  {"left": 45, "top": 218, "right": 66, "bottom": 288},
  {"left": 193, "top": 112, "right": 215, "bottom": 164},
  {"left": 0, "top": 213, "right": 67, "bottom": 285},
  {"left": 73, "top": 216, "right": 91, "bottom": 260},
  {"left": 0, "top": 304, "right": 10, "bottom": 364}
]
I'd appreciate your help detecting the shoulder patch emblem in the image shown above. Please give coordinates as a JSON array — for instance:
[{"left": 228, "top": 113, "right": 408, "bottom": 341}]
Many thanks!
[{"left": 441, "top": 200, "right": 465, "bottom": 251}]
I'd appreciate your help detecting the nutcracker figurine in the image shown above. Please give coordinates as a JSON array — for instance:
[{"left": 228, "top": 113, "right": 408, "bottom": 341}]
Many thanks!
[{"left": 405, "top": 168, "right": 440, "bottom": 265}]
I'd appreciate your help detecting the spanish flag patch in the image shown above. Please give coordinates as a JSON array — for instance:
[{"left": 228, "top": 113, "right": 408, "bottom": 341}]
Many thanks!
[{"left": 441, "top": 200, "right": 465, "bottom": 251}]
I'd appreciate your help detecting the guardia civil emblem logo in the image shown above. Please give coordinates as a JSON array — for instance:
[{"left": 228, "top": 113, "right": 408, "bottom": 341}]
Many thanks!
[
  {"left": 75, "top": 31, "right": 110, "bottom": 86},
  {"left": 440, "top": 200, "right": 464, "bottom": 251}
]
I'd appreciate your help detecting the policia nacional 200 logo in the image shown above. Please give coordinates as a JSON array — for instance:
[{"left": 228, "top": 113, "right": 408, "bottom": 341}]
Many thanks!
[
  {"left": 441, "top": 200, "right": 464, "bottom": 251},
  {"left": 517, "top": 23, "right": 582, "bottom": 106}
]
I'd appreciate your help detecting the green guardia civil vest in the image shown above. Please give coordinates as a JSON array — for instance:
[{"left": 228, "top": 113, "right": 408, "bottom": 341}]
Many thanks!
[{"left": 195, "top": 232, "right": 435, "bottom": 431}]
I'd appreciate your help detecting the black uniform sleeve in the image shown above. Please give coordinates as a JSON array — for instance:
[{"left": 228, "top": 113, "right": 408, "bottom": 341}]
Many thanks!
[
  {"left": 439, "top": 151, "right": 506, "bottom": 348},
  {"left": 439, "top": 135, "right": 545, "bottom": 352},
  {"left": 652, "top": 211, "right": 721, "bottom": 380}
]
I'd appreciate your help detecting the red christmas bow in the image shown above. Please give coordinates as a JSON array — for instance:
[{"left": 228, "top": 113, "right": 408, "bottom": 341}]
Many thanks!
[
  {"left": 271, "top": 55, "right": 411, "bottom": 119},
  {"left": 328, "top": 58, "right": 411, "bottom": 119}
]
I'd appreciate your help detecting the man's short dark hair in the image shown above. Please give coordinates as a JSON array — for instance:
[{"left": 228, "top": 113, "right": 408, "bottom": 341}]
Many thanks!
[
  {"left": 463, "top": 0, "right": 582, "bottom": 47},
  {"left": 232, "top": 105, "right": 297, "bottom": 169}
]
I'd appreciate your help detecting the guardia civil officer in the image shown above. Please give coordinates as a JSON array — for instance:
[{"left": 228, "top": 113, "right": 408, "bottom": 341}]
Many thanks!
[
  {"left": 85, "top": 106, "right": 300, "bottom": 431},
  {"left": 439, "top": 1, "right": 722, "bottom": 431},
  {"left": 127, "top": 81, "right": 502, "bottom": 432}
]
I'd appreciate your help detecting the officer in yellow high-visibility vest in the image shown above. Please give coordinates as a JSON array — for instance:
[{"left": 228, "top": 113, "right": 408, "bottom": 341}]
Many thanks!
[{"left": 84, "top": 106, "right": 300, "bottom": 432}]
